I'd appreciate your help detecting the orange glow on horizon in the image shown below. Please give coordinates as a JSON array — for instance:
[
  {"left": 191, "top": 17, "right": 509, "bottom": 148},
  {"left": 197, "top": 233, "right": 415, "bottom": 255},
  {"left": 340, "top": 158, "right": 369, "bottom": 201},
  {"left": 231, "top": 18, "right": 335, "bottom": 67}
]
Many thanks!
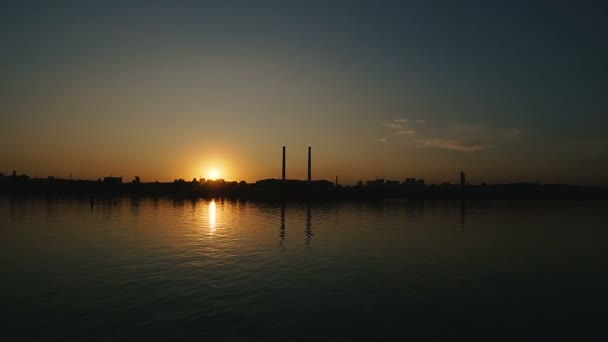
[{"left": 208, "top": 169, "right": 220, "bottom": 180}]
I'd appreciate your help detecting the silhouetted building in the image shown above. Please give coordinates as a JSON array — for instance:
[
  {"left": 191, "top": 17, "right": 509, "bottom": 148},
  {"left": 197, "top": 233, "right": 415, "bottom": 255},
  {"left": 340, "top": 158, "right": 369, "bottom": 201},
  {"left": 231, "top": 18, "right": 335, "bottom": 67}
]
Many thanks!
[
  {"left": 104, "top": 176, "right": 122, "bottom": 185},
  {"left": 385, "top": 180, "right": 400, "bottom": 187},
  {"left": 366, "top": 178, "right": 384, "bottom": 187},
  {"left": 254, "top": 178, "right": 334, "bottom": 198},
  {"left": 404, "top": 178, "right": 417, "bottom": 185},
  {"left": 460, "top": 171, "right": 466, "bottom": 188}
]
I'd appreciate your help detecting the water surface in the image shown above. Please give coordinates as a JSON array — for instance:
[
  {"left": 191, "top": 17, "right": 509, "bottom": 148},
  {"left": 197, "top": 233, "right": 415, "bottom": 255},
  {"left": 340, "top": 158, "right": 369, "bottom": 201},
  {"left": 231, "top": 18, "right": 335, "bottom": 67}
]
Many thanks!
[{"left": 1, "top": 198, "right": 607, "bottom": 340}]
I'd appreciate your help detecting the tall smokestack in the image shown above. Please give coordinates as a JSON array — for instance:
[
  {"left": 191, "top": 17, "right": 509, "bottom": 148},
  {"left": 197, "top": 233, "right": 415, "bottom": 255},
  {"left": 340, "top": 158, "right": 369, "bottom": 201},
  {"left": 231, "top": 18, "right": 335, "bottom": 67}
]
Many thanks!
[
  {"left": 308, "top": 146, "right": 311, "bottom": 182},
  {"left": 282, "top": 146, "right": 286, "bottom": 181}
]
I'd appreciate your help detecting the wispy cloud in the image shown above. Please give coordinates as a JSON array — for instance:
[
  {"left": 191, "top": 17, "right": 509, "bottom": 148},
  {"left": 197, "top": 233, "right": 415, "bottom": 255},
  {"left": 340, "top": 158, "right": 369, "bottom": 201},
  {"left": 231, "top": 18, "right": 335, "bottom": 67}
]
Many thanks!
[
  {"left": 379, "top": 118, "right": 521, "bottom": 152},
  {"left": 381, "top": 118, "right": 425, "bottom": 134},
  {"left": 415, "top": 137, "right": 497, "bottom": 152},
  {"left": 382, "top": 122, "right": 403, "bottom": 129},
  {"left": 376, "top": 137, "right": 388, "bottom": 143}
]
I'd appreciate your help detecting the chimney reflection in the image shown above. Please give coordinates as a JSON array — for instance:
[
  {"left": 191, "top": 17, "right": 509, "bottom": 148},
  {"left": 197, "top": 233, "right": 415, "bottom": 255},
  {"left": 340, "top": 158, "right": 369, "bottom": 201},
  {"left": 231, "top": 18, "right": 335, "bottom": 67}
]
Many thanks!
[
  {"left": 305, "top": 203, "right": 312, "bottom": 250},
  {"left": 277, "top": 202, "right": 313, "bottom": 251},
  {"left": 10, "top": 198, "right": 15, "bottom": 224},
  {"left": 280, "top": 202, "right": 286, "bottom": 251},
  {"left": 460, "top": 200, "right": 466, "bottom": 228}
]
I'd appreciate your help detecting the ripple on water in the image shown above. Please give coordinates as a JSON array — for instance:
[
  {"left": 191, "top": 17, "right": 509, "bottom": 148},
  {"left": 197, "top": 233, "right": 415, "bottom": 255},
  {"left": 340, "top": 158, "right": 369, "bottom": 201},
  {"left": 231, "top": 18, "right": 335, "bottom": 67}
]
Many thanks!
[{"left": 1, "top": 198, "right": 608, "bottom": 340}]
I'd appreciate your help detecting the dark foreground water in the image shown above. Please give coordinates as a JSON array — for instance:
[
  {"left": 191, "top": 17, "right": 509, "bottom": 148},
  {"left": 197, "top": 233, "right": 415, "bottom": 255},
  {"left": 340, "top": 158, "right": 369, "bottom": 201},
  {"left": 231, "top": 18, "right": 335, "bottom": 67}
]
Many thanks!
[{"left": 1, "top": 197, "right": 607, "bottom": 341}]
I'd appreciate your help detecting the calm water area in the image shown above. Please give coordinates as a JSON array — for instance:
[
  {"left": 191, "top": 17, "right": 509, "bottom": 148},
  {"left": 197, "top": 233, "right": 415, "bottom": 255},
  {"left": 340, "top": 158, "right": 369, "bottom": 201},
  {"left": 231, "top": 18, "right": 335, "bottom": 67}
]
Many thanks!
[{"left": 1, "top": 197, "right": 607, "bottom": 340}]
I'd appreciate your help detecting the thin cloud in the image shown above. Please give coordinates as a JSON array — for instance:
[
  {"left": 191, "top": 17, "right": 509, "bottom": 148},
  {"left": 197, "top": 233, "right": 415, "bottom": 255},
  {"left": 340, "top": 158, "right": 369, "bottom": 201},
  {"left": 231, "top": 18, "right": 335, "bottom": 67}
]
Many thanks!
[
  {"left": 413, "top": 125, "right": 521, "bottom": 152},
  {"left": 416, "top": 137, "right": 497, "bottom": 152},
  {"left": 376, "top": 137, "right": 388, "bottom": 143},
  {"left": 382, "top": 121, "right": 403, "bottom": 129},
  {"left": 383, "top": 118, "right": 418, "bottom": 132},
  {"left": 380, "top": 118, "right": 519, "bottom": 152}
]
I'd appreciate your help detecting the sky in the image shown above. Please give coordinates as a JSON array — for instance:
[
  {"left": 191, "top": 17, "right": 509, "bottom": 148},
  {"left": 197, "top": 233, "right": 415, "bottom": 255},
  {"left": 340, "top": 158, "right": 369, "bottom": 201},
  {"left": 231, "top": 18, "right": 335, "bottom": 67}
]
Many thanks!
[{"left": 1, "top": 1, "right": 607, "bottom": 185}]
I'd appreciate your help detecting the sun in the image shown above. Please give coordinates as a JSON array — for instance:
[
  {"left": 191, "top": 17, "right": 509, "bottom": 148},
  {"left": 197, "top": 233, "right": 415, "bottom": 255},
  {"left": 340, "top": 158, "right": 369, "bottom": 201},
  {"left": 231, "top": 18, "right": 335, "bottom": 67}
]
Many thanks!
[{"left": 208, "top": 169, "right": 220, "bottom": 180}]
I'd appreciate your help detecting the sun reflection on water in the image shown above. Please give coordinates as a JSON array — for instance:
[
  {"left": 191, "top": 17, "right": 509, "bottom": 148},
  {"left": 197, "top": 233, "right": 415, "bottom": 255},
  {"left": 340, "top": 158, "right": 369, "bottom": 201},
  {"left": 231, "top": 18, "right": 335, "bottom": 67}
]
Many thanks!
[{"left": 209, "top": 200, "right": 217, "bottom": 232}]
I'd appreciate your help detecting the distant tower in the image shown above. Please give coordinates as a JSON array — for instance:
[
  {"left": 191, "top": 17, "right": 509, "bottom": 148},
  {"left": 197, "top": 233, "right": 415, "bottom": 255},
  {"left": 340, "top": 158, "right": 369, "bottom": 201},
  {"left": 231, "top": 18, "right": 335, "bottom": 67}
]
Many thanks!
[
  {"left": 282, "top": 146, "right": 286, "bottom": 181},
  {"left": 307, "top": 146, "right": 312, "bottom": 182},
  {"left": 335, "top": 175, "right": 338, "bottom": 187},
  {"left": 460, "top": 171, "right": 466, "bottom": 188}
]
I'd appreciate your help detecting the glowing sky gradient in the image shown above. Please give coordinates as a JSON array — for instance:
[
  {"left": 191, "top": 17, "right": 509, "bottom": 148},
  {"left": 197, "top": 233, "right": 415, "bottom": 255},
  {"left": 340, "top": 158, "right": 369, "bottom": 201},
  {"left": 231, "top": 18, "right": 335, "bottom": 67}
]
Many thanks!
[{"left": 1, "top": 1, "right": 607, "bottom": 185}]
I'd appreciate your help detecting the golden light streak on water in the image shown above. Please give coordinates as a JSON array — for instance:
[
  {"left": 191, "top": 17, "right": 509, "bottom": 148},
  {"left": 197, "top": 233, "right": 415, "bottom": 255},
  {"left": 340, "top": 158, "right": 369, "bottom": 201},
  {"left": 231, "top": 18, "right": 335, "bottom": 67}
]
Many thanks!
[{"left": 209, "top": 200, "right": 217, "bottom": 232}]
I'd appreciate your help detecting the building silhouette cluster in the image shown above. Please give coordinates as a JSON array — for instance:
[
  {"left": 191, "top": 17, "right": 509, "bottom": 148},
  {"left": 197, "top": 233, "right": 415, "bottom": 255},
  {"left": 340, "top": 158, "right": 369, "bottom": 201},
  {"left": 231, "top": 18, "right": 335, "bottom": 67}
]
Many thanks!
[{"left": 1, "top": 146, "right": 607, "bottom": 200}]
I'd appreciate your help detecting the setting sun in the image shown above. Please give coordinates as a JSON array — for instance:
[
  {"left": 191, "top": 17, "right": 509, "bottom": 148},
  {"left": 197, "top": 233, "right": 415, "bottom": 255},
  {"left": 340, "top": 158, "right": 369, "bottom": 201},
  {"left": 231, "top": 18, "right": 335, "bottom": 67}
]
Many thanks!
[{"left": 208, "top": 169, "right": 220, "bottom": 180}]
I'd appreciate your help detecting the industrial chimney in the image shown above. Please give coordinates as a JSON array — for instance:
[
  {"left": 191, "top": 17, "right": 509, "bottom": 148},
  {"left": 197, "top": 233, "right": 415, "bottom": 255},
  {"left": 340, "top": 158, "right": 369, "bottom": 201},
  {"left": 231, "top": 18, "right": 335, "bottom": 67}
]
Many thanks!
[
  {"left": 308, "top": 146, "right": 312, "bottom": 182},
  {"left": 282, "top": 146, "right": 286, "bottom": 181}
]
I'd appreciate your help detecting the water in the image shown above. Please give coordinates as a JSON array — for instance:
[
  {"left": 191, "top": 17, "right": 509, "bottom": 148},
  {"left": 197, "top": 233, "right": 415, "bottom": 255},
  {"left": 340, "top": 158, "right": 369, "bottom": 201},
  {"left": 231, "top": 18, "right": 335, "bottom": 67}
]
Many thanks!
[{"left": 1, "top": 197, "right": 607, "bottom": 340}]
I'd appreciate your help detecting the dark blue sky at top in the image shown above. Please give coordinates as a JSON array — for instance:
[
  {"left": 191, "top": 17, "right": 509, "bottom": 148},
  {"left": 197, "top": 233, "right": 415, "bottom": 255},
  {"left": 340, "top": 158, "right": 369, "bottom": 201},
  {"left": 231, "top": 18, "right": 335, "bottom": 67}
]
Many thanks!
[{"left": 1, "top": 1, "right": 607, "bottom": 183}]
